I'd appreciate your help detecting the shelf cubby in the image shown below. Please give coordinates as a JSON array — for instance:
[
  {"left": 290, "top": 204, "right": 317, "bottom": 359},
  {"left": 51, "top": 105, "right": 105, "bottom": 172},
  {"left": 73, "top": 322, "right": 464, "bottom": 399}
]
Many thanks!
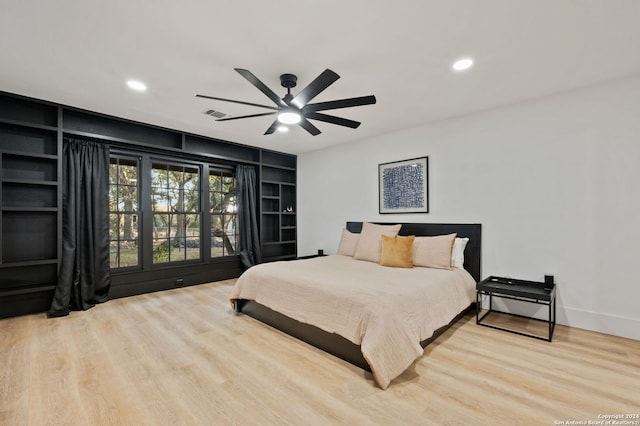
[
  {"left": 1, "top": 182, "right": 57, "bottom": 208},
  {"left": 281, "top": 228, "right": 296, "bottom": 242},
  {"left": 0, "top": 96, "right": 57, "bottom": 127},
  {"left": 2, "top": 153, "right": 57, "bottom": 181},
  {"left": 261, "top": 150, "right": 296, "bottom": 169},
  {"left": 1, "top": 211, "right": 58, "bottom": 263},
  {"left": 0, "top": 123, "right": 57, "bottom": 155},
  {"left": 261, "top": 197, "right": 279, "bottom": 213},
  {"left": 281, "top": 214, "right": 296, "bottom": 228},
  {"left": 261, "top": 166, "right": 296, "bottom": 184},
  {"left": 261, "top": 241, "right": 297, "bottom": 260},
  {"left": 261, "top": 214, "right": 280, "bottom": 243}
]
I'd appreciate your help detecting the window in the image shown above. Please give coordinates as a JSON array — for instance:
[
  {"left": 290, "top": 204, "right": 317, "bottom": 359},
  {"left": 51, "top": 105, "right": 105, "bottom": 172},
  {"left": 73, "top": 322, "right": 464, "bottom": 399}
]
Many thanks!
[
  {"left": 151, "top": 162, "right": 200, "bottom": 264},
  {"left": 109, "top": 153, "right": 237, "bottom": 270},
  {"left": 209, "top": 169, "right": 237, "bottom": 257},
  {"left": 109, "top": 156, "right": 140, "bottom": 268}
]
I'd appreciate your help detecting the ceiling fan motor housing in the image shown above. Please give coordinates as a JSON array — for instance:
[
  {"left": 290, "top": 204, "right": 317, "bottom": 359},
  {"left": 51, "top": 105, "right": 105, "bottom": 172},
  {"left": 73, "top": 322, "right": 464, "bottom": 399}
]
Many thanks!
[{"left": 280, "top": 73, "right": 297, "bottom": 89}]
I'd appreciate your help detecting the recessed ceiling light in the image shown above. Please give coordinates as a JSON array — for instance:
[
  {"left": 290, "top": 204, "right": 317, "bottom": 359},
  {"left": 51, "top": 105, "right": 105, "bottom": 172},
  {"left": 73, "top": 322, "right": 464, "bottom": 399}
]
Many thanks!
[
  {"left": 277, "top": 126, "right": 289, "bottom": 133},
  {"left": 452, "top": 58, "right": 474, "bottom": 72},
  {"left": 126, "top": 79, "right": 147, "bottom": 92}
]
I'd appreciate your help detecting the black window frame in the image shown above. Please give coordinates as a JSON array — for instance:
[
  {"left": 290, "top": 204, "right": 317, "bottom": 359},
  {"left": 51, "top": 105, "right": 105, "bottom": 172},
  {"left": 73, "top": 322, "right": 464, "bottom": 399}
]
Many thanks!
[
  {"left": 209, "top": 167, "right": 238, "bottom": 259},
  {"left": 150, "top": 159, "right": 202, "bottom": 266},
  {"left": 108, "top": 154, "right": 141, "bottom": 271},
  {"left": 108, "top": 148, "right": 241, "bottom": 273}
]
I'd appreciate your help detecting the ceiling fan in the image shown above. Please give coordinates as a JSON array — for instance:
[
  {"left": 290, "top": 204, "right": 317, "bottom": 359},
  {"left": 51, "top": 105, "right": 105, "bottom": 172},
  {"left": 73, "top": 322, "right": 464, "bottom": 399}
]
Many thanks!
[{"left": 196, "top": 68, "right": 376, "bottom": 136}]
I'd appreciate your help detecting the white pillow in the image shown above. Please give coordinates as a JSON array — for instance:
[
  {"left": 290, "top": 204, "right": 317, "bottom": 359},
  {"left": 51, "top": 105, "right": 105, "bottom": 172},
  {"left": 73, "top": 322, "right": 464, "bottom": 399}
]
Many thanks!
[
  {"left": 337, "top": 228, "right": 359, "bottom": 256},
  {"left": 451, "top": 237, "right": 469, "bottom": 269},
  {"left": 353, "top": 222, "right": 402, "bottom": 263}
]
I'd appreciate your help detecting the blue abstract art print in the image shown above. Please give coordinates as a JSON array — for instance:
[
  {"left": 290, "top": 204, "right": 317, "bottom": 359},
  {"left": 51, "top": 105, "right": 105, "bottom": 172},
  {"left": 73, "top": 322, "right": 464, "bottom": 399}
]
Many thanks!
[{"left": 379, "top": 157, "right": 429, "bottom": 213}]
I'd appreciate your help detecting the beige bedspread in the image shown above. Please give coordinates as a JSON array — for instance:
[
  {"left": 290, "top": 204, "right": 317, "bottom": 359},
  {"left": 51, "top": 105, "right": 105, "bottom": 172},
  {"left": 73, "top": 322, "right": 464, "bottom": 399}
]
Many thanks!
[{"left": 230, "top": 255, "right": 476, "bottom": 389}]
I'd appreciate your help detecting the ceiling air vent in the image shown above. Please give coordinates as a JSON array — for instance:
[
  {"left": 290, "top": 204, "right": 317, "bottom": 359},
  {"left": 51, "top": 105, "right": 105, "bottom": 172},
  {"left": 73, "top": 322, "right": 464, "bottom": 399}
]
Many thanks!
[{"left": 203, "top": 109, "right": 228, "bottom": 119}]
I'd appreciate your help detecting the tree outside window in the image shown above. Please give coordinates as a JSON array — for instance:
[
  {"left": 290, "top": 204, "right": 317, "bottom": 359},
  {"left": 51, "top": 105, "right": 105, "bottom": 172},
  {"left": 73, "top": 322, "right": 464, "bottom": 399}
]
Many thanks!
[
  {"left": 151, "top": 162, "right": 200, "bottom": 263},
  {"left": 210, "top": 170, "right": 237, "bottom": 257},
  {"left": 109, "top": 157, "right": 139, "bottom": 268}
]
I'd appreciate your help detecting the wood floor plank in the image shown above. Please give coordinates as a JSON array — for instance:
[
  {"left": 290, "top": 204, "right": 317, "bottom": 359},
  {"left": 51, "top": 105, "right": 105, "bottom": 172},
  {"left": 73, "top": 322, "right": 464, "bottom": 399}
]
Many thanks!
[
  {"left": 0, "top": 317, "right": 31, "bottom": 425},
  {"left": 1, "top": 279, "right": 639, "bottom": 425}
]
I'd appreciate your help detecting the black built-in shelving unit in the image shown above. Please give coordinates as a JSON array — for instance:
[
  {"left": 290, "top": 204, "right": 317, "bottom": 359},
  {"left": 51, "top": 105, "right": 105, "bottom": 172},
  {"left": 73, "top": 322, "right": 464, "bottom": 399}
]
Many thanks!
[
  {"left": 260, "top": 150, "right": 297, "bottom": 261},
  {"left": 0, "top": 91, "right": 296, "bottom": 318},
  {"left": 0, "top": 96, "right": 61, "bottom": 318}
]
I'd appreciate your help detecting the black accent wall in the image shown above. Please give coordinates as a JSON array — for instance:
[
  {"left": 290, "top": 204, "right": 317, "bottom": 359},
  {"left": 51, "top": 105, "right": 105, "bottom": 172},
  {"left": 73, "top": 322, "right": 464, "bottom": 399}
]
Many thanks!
[{"left": 0, "top": 92, "right": 296, "bottom": 319}]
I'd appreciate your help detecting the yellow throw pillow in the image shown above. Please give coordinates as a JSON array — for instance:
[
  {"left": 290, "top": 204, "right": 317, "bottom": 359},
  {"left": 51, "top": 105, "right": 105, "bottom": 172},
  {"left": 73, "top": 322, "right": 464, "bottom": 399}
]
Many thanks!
[{"left": 380, "top": 235, "right": 415, "bottom": 268}]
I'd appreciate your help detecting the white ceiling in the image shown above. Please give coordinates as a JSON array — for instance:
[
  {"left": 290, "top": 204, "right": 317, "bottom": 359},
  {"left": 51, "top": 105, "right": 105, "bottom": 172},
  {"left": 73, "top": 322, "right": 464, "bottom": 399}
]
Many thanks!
[{"left": 1, "top": 0, "right": 639, "bottom": 155}]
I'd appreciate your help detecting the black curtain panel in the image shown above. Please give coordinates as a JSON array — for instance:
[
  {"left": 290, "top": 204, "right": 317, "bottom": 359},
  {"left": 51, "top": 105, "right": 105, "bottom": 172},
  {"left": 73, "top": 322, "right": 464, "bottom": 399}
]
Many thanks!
[
  {"left": 48, "top": 138, "right": 111, "bottom": 317},
  {"left": 236, "top": 165, "right": 262, "bottom": 269}
]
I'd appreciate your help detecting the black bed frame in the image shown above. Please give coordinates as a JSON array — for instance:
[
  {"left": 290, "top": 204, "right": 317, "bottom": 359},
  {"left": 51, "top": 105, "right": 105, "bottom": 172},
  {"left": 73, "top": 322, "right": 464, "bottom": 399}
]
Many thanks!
[{"left": 235, "top": 222, "right": 482, "bottom": 373}]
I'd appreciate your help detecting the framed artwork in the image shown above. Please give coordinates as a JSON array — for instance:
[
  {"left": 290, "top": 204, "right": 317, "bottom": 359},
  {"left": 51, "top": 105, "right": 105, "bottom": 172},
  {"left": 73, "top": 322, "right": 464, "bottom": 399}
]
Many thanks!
[{"left": 378, "top": 156, "right": 429, "bottom": 214}]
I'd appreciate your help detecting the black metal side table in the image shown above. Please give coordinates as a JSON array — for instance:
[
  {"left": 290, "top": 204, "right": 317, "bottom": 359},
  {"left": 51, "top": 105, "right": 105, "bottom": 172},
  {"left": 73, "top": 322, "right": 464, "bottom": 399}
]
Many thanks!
[{"left": 476, "top": 276, "right": 556, "bottom": 342}]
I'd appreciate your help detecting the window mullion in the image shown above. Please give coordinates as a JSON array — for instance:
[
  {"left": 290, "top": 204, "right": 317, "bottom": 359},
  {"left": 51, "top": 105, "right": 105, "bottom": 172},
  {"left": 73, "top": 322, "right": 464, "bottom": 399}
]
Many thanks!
[
  {"left": 140, "top": 156, "right": 154, "bottom": 268},
  {"left": 202, "top": 164, "right": 211, "bottom": 263}
]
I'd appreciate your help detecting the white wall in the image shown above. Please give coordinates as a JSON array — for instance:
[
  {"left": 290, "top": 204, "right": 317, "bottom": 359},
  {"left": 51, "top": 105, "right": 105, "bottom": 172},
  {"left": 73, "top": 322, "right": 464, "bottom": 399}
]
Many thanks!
[{"left": 297, "top": 76, "right": 640, "bottom": 341}]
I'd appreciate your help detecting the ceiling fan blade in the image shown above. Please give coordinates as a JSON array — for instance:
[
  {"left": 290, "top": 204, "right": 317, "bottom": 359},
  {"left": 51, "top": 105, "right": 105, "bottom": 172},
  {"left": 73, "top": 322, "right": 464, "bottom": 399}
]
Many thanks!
[
  {"left": 264, "top": 120, "right": 279, "bottom": 135},
  {"left": 302, "top": 95, "right": 377, "bottom": 112},
  {"left": 195, "top": 94, "right": 277, "bottom": 110},
  {"left": 291, "top": 69, "right": 340, "bottom": 108},
  {"left": 215, "top": 112, "right": 276, "bottom": 121},
  {"left": 234, "top": 68, "right": 287, "bottom": 108},
  {"left": 298, "top": 117, "right": 321, "bottom": 136},
  {"left": 305, "top": 112, "right": 361, "bottom": 129}
]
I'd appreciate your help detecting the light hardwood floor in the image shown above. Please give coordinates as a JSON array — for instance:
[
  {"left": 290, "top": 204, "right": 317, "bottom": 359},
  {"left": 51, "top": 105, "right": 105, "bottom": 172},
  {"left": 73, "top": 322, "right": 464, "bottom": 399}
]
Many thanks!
[{"left": 1, "top": 280, "right": 639, "bottom": 425}]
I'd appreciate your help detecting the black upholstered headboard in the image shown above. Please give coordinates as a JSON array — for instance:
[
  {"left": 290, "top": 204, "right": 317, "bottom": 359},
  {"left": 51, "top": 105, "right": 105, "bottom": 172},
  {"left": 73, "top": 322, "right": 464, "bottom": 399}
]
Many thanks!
[{"left": 346, "top": 222, "right": 482, "bottom": 283}]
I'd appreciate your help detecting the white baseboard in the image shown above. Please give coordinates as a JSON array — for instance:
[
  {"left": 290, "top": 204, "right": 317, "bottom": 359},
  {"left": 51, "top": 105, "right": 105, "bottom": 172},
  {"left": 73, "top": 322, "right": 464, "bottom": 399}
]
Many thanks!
[
  {"left": 557, "top": 306, "right": 640, "bottom": 341},
  {"left": 482, "top": 298, "right": 640, "bottom": 341}
]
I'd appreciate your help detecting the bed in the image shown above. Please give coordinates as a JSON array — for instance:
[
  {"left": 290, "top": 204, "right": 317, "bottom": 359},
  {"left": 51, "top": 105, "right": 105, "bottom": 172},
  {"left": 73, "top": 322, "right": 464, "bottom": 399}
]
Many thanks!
[{"left": 230, "top": 222, "right": 481, "bottom": 389}]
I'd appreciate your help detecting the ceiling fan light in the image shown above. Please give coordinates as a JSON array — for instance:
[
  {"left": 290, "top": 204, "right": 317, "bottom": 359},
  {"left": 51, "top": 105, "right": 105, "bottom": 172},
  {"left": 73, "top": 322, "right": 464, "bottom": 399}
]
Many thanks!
[
  {"left": 452, "top": 58, "right": 474, "bottom": 72},
  {"left": 277, "top": 125, "right": 289, "bottom": 132},
  {"left": 278, "top": 110, "right": 301, "bottom": 124},
  {"left": 126, "top": 79, "right": 147, "bottom": 91}
]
